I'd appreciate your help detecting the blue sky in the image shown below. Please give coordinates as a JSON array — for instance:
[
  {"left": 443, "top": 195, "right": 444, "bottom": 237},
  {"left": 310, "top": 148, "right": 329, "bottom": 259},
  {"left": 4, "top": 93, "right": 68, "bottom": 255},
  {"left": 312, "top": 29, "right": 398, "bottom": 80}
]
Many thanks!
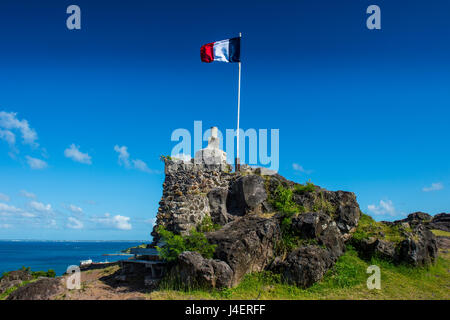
[{"left": 0, "top": 0, "right": 449, "bottom": 240}]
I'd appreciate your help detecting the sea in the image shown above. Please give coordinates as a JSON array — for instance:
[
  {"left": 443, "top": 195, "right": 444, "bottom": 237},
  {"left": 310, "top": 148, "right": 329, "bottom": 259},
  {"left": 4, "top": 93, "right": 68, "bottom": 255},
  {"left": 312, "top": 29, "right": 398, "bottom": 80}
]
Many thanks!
[{"left": 0, "top": 240, "right": 146, "bottom": 276}]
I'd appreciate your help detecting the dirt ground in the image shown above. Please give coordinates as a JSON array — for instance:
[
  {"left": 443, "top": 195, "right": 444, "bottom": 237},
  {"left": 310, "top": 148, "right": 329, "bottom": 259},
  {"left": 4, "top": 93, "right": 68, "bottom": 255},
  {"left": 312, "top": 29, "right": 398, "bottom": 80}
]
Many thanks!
[{"left": 53, "top": 265, "right": 151, "bottom": 300}]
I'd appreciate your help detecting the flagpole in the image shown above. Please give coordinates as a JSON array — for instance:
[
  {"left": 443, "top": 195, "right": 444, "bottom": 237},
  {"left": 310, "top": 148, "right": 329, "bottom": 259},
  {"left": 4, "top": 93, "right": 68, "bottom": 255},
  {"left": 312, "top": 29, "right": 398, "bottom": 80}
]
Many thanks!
[{"left": 235, "top": 32, "right": 242, "bottom": 172}]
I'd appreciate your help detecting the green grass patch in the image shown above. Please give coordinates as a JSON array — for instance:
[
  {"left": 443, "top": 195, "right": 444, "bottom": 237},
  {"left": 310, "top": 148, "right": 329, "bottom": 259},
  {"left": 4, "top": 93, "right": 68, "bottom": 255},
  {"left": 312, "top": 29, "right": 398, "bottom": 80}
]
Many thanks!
[
  {"left": 431, "top": 229, "right": 450, "bottom": 237},
  {"left": 352, "top": 213, "right": 407, "bottom": 244}
]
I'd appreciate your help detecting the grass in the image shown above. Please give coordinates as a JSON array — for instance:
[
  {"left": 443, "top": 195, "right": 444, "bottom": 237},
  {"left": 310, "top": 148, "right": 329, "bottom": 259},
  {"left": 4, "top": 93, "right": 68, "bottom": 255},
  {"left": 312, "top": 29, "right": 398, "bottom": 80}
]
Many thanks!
[
  {"left": 148, "top": 246, "right": 450, "bottom": 300},
  {"left": 352, "top": 213, "right": 408, "bottom": 244},
  {"left": 431, "top": 229, "right": 450, "bottom": 237}
]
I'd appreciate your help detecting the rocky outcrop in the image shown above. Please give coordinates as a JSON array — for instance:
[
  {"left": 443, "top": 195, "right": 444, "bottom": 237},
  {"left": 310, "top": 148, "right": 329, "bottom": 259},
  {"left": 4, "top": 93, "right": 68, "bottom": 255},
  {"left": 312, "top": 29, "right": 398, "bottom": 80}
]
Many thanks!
[
  {"left": 207, "top": 216, "right": 281, "bottom": 286},
  {"left": 152, "top": 154, "right": 438, "bottom": 290},
  {"left": 430, "top": 213, "right": 450, "bottom": 232},
  {"left": 169, "top": 251, "right": 233, "bottom": 289},
  {"left": 270, "top": 245, "right": 337, "bottom": 288},
  {"left": 396, "top": 224, "right": 438, "bottom": 266},
  {"left": 352, "top": 213, "right": 438, "bottom": 266},
  {"left": 0, "top": 270, "right": 33, "bottom": 295},
  {"left": 6, "top": 278, "right": 63, "bottom": 300}
]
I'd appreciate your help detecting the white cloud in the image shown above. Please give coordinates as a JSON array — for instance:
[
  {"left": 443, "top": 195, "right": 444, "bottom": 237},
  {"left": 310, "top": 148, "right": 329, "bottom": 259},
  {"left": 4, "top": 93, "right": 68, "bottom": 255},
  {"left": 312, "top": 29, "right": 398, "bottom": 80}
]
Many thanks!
[
  {"left": 132, "top": 159, "right": 151, "bottom": 173},
  {"left": 29, "top": 201, "right": 52, "bottom": 213},
  {"left": 0, "top": 129, "right": 16, "bottom": 146},
  {"left": 114, "top": 145, "right": 131, "bottom": 168},
  {"left": 0, "top": 193, "right": 10, "bottom": 202},
  {"left": 368, "top": 200, "right": 396, "bottom": 216},
  {"left": 292, "top": 163, "right": 313, "bottom": 174},
  {"left": 67, "top": 217, "right": 83, "bottom": 229},
  {"left": 0, "top": 111, "right": 38, "bottom": 147},
  {"left": 66, "top": 204, "right": 83, "bottom": 214},
  {"left": 64, "top": 144, "right": 92, "bottom": 165},
  {"left": 91, "top": 213, "right": 132, "bottom": 230},
  {"left": 114, "top": 145, "right": 154, "bottom": 173},
  {"left": 26, "top": 156, "right": 48, "bottom": 169},
  {"left": 0, "top": 203, "right": 21, "bottom": 215},
  {"left": 422, "top": 182, "right": 444, "bottom": 192},
  {"left": 0, "top": 224, "right": 12, "bottom": 229},
  {"left": 20, "top": 190, "right": 36, "bottom": 199},
  {"left": 20, "top": 212, "right": 36, "bottom": 218}
]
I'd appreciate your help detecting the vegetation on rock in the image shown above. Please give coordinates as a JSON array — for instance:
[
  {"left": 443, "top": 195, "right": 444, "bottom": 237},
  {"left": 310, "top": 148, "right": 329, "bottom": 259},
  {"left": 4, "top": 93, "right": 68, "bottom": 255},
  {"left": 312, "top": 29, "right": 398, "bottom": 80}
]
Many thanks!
[{"left": 155, "top": 226, "right": 217, "bottom": 262}]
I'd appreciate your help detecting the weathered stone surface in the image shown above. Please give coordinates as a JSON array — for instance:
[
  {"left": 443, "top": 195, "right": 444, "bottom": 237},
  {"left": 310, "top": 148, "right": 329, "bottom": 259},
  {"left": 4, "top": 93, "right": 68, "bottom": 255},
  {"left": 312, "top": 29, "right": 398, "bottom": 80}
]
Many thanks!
[
  {"left": 172, "top": 251, "right": 233, "bottom": 289},
  {"left": 207, "top": 188, "right": 236, "bottom": 225},
  {"left": 353, "top": 215, "right": 439, "bottom": 266},
  {"left": 397, "top": 225, "right": 438, "bottom": 266},
  {"left": 271, "top": 245, "right": 336, "bottom": 288},
  {"left": 227, "top": 175, "right": 267, "bottom": 215},
  {"left": 207, "top": 216, "right": 281, "bottom": 286},
  {"left": 394, "top": 212, "right": 433, "bottom": 228},
  {"left": 6, "top": 278, "right": 63, "bottom": 300},
  {"left": 356, "top": 238, "right": 397, "bottom": 261},
  {"left": 291, "top": 212, "right": 345, "bottom": 258},
  {"left": 0, "top": 270, "right": 34, "bottom": 295},
  {"left": 430, "top": 213, "right": 450, "bottom": 232}
]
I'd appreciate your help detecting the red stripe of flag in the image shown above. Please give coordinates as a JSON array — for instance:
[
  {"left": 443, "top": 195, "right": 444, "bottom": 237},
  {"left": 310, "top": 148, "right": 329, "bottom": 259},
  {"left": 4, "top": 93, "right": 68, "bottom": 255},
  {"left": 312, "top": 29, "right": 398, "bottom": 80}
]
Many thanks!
[{"left": 200, "top": 42, "right": 214, "bottom": 63}]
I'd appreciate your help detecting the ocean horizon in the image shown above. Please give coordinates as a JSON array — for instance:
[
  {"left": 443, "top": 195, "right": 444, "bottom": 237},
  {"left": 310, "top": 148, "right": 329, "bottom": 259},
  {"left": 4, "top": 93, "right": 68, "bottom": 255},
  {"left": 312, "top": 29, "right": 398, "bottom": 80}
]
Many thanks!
[{"left": 0, "top": 240, "right": 148, "bottom": 276}]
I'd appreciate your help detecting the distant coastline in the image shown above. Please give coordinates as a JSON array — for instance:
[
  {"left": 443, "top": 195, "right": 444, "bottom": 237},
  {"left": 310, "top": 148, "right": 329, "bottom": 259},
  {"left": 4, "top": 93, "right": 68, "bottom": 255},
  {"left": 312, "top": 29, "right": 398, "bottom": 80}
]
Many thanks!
[{"left": 0, "top": 240, "right": 146, "bottom": 276}]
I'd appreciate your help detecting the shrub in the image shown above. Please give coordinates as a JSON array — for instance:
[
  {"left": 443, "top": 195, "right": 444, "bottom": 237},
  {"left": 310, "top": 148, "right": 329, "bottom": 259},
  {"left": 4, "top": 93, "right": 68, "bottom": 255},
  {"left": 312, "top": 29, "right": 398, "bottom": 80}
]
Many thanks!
[
  {"left": 197, "top": 215, "right": 221, "bottom": 233},
  {"left": 31, "top": 269, "right": 56, "bottom": 278},
  {"left": 293, "top": 181, "right": 316, "bottom": 194},
  {"left": 156, "top": 226, "right": 217, "bottom": 262},
  {"left": 270, "top": 185, "right": 299, "bottom": 215}
]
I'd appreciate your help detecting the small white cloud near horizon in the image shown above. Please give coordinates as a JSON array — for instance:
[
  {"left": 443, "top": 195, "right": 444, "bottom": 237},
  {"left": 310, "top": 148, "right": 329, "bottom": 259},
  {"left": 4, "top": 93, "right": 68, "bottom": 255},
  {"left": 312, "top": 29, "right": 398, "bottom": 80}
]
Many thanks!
[
  {"left": 29, "top": 201, "right": 52, "bottom": 213},
  {"left": 26, "top": 156, "right": 48, "bottom": 170},
  {"left": 422, "top": 182, "right": 444, "bottom": 192},
  {"left": 114, "top": 145, "right": 155, "bottom": 173},
  {"left": 91, "top": 213, "right": 132, "bottom": 230},
  {"left": 64, "top": 144, "right": 92, "bottom": 164},
  {"left": 292, "top": 163, "right": 313, "bottom": 174},
  {"left": 67, "top": 217, "right": 83, "bottom": 229},
  {"left": 20, "top": 190, "right": 36, "bottom": 199},
  {"left": 0, "top": 193, "right": 10, "bottom": 202},
  {"left": 368, "top": 199, "right": 396, "bottom": 216}
]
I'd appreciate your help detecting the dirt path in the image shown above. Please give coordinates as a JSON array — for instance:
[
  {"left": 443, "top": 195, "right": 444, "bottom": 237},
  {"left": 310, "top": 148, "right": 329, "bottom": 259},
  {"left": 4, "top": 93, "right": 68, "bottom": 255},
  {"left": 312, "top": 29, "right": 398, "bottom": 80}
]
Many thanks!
[{"left": 53, "top": 265, "right": 150, "bottom": 300}]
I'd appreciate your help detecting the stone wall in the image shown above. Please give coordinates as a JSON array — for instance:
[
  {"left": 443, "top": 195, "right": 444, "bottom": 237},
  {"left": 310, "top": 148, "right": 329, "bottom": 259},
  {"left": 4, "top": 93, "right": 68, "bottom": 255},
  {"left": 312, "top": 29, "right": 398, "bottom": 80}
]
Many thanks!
[{"left": 151, "top": 158, "right": 235, "bottom": 241}]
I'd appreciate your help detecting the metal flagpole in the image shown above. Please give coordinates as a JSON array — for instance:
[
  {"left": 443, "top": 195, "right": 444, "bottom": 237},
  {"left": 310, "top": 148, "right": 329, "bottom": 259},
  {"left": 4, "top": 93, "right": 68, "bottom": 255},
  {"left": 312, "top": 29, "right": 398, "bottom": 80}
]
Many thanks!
[{"left": 235, "top": 32, "right": 242, "bottom": 172}]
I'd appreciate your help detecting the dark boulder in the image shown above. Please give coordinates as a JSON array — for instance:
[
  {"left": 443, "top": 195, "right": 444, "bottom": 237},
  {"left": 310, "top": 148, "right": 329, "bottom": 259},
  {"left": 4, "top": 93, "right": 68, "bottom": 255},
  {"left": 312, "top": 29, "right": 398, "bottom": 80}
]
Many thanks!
[
  {"left": 291, "top": 212, "right": 345, "bottom": 259},
  {"left": 207, "top": 188, "right": 236, "bottom": 225},
  {"left": 430, "top": 213, "right": 450, "bottom": 232},
  {"left": 227, "top": 175, "right": 268, "bottom": 215},
  {"left": 271, "top": 245, "right": 336, "bottom": 288},
  {"left": 171, "top": 251, "right": 233, "bottom": 289},
  {"left": 6, "top": 278, "right": 63, "bottom": 300},
  {"left": 207, "top": 216, "right": 281, "bottom": 286},
  {"left": 397, "top": 225, "right": 438, "bottom": 266},
  {"left": 394, "top": 212, "right": 433, "bottom": 228},
  {"left": 356, "top": 238, "right": 397, "bottom": 261}
]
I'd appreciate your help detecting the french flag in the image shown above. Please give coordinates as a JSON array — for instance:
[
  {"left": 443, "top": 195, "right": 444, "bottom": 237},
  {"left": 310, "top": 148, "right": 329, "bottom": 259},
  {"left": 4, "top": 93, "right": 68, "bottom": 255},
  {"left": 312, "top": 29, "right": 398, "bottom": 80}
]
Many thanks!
[{"left": 200, "top": 37, "right": 241, "bottom": 63}]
